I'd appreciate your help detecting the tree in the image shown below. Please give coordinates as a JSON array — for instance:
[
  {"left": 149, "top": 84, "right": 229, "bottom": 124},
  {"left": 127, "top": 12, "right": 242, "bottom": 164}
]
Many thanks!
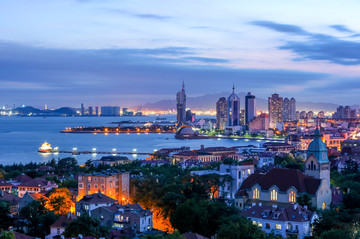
[
  {"left": 296, "top": 194, "right": 315, "bottom": 211},
  {"left": 0, "top": 201, "right": 11, "bottom": 230},
  {"left": 320, "top": 229, "right": 352, "bottom": 239},
  {"left": 170, "top": 199, "right": 237, "bottom": 237},
  {"left": 217, "top": 216, "right": 266, "bottom": 239},
  {"left": 56, "top": 157, "right": 78, "bottom": 175},
  {"left": 46, "top": 188, "right": 74, "bottom": 215},
  {"left": 0, "top": 231, "right": 15, "bottom": 239},
  {"left": 64, "top": 214, "right": 109, "bottom": 238}
]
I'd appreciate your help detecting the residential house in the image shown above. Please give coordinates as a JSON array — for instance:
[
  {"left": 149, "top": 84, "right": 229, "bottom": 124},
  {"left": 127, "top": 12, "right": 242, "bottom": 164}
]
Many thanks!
[{"left": 76, "top": 192, "right": 117, "bottom": 216}]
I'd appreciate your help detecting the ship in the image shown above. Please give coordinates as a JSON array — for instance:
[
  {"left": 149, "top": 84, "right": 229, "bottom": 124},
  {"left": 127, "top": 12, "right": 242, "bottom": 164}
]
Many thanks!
[{"left": 39, "top": 142, "right": 52, "bottom": 153}]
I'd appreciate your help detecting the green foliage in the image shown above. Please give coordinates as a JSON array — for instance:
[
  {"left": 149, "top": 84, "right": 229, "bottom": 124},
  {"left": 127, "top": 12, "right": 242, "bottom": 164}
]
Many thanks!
[
  {"left": 144, "top": 231, "right": 184, "bottom": 239},
  {"left": 0, "top": 201, "right": 12, "bottom": 230},
  {"left": 0, "top": 231, "right": 15, "bottom": 239},
  {"left": 64, "top": 214, "right": 109, "bottom": 238},
  {"left": 274, "top": 154, "right": 304, "bottom": 171},
  {"left": 20, "top": 200, "right": 57, "bottom": 237},
  {"left": 59, "top": 179, "right": 78, "bottom": 188},
  {"left": 320, "top": 228, "right": 352, "bottom": 239},
  {"left": 217, "top": 215, "right": 265, "bottom": 239},
  {"left": 296, "top": 194, "right": 315, "bottom": 211},
  {"left": 170, "top": 199, "right": 238, "bottom": 237}
]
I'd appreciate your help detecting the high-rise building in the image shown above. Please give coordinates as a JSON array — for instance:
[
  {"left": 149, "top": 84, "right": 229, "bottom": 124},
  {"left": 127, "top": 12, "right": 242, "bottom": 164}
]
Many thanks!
[
  {"left": 290, "top": 98, "right": 296, "bottom": 121},
  {"left": 186, "top": 109, "right": 195, "bottom": 122},
  {"left": 81, "top": 103, "right": 85, "bottom": 116},
  {"left": 101, "top": 106, "right": 121, "bottom": 116},
  {"left": 344, "top": 106, "right": 351, "bottom": 119},
  {"left": 318, "top": 111, "right": 325, "bottom": 118},
  {"left": 216, "top": 97, "right": 227, "bottom": 130},
  {"left": 268, "top": 93, "right": 283, "bottom": 129},
  {"left": 307, "top": 111, "right": 314, "bottom": 119},
  {"left": 95, "top": 106, "right": 99, "bottom": 116},
  {"left": 245, "top": 92, "right": 256, "bottom": 125},
  {"left": 88, "top": 106, "right": 93, "bottom": 116},
  {"left": 176, "top": 81, "right": 186, "bottom": 126},
  {"left": 227, "top": 85, "right": 241, "bottom": 127},
  {"left": 283, "top": 98, "right": 290, "bottom": 121}
]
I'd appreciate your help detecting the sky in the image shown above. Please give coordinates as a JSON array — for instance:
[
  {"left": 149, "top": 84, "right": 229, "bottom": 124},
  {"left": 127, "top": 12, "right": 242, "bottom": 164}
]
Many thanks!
[{"left": 1, "top": 0, "right": 360, "bottom": 108}]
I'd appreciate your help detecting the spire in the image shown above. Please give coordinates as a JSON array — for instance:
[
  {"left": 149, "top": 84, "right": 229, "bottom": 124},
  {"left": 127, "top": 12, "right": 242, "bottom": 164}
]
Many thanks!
[
  {"left": 232, "top": 83, "right": 235, "bottom": 93},
  {"left": 182, "top": 80, "right": 185, "bottom": 90}
]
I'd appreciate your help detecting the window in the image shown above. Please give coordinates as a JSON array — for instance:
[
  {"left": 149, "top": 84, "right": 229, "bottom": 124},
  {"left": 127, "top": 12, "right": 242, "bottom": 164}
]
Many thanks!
[
  {"left": 253, "top": 188, "right": 260, "bottom": 199},
  {"left": 247, "top": 169, "right": 251, "bottom": 175},
  {"left": 265, "top": 223, "right": 270, "bottom": 229},
  {"left": 258, "top": 223, "right": 262, "bottom": 228},
  {"left": 79, "top": 183, "right": 83, "bottom": 189},
  {"left": 275, "top": 224, "right": 281, "bottom": 230},
  {"left": 322, "top": 202, "right": 326, "bottom": 210},
  {"left": 94, "top": 184, "right": 98, "bottom": 189},
  {"left": 238, "top": 171, "right": 241, "bottom": 179},
  {"left": 289, "top": 191, "right": 296, "bottom": 203},
  {"left": 57, "top": 229, "right": 60, "bottom": 235},
  {"left": 270, "top": 189, "right": 277, "bottom": 201}
]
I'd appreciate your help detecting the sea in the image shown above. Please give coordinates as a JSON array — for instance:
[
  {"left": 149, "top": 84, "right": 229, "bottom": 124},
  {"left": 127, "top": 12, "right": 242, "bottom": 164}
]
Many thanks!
[{"left": 0, "top": 115, "right": 273, "bottom": 165}]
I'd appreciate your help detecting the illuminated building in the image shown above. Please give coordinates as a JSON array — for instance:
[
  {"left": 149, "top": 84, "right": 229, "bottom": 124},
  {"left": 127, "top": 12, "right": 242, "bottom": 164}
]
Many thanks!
[
  {"left": 88, "top": 106, "right": 93, "bottom": 116},
  {"left": 227, "top": 85, "right": 240, "bottom": 127},
  {"left": 317, "top": 111, "right": 325, "bottom": 118},
  {"left": 101, "top": 106, "right": 121, "bottom": 116},
  {"left": 216, "top": 97, "right": 227, "bottom": 130},
  {"left": 78, "top": 171, "right": 130, "bottom": 203},
  {"left": 245, "top": 92, "right": 256, "bottom": 126},
  {"left": 80, "top": 103, "right": 85, "bottom": 116},
  {"left": 95, "top": 106, "right": 99, "bottom": 116},
  {"left": 176, "top": 81, "right": 186, "bottom": 126},
  {"left": 268, "top": 94, "right": 283, "bottom": 129},
  {"left": 283, "top": 97, "right": 296, "bottom": 122},
  {"left": 290, "top": 98, "right": 296, "bottom": 121}
]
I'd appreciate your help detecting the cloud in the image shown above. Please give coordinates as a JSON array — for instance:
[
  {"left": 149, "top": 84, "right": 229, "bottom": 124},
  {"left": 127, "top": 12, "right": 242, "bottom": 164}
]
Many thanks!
[
  {"left": 329, "top": 25, "right": 353, "bottom": 33},
  {"left": 0, "top": 41, "right": 333, "bottom": 107},
  {"left": 104, "top": 8, "right": 171, "bottom": 21},
  {"left": 251, "top": 20, "right": 360, "bottom": 65},
  {"left": 134, "top": 14, "right": 171, "bottom": 20},
  {"left": 250, "top": 21, "right": 310, "bottom": 35}
]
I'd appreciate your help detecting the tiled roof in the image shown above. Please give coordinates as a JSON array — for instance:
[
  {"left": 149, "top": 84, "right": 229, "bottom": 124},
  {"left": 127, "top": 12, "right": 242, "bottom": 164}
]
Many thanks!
[
  {"left": 0, "top": 191, "right": 20, "bottom": 205},
  {"left": 13, "top": 231, "right": 34, "bottom": 239},
  {"left": 241, "top": 204, "right": 314, "bottom": 222},
  {"left": 13, "top": 174, "right": 32, "bottom": 183},
  {"left": 51, "top": 213, "right": 77, "bottom": 228},
  {"left": 0, "top": 179, "right": 13, "bottom": 187},
  {"left": 237, "top": 168, "right": 321, "bottom": 195},
  {"left": 78, "top": 192, "right": 117, "bottom": 204}
]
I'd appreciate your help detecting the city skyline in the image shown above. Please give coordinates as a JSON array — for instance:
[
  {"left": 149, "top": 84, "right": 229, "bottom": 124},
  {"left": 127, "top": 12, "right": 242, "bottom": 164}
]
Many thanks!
[{"left": 1, "top": 0, "right": 360, "bottom": 107}]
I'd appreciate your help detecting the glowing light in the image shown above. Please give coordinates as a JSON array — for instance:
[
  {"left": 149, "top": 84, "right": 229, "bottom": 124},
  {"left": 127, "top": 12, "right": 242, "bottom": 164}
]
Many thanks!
[
  {"left": 112, "top": 148, "right": 116, "bottom": 152},
  {"left": 73, "top": 147, "right": 77, "bottom": 151},
  {"left": 92, "top": 148, "right": 97, "bottom": 151},
  {"left": 133, "top": 148, "right": 137, "bottom": 152}
]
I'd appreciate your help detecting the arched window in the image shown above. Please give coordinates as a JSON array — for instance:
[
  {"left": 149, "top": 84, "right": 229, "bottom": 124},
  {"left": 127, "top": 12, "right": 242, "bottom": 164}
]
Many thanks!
[
  {"left": 289, "top": 191, "right": 296, "bottom": 203},
  {"left": 270, "top": 189, "right": 277, "bottom": 201},
  {"left": 322, "top": 202, "right": 326, "bottom": 210},
  {"left": 253, "top": 188, "right": 260, "bottom": 199}
]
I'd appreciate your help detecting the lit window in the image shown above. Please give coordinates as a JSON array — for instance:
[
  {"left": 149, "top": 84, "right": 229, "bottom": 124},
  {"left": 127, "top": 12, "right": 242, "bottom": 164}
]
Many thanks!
[
  {"left": 289, "top": 191, "right": 296, "bottom": 203},
  {"left": 271, "top": 189, "right": 277, "bottom": 201},
  {"left": 322, "top": 202, "right": 326, "bottom": 209},
  {"left": 247, "top": 169, "right": 251, "bottom": 175},
  {"left": 253, "top": 188, "right": 260, "bottom": 199},
  {"left": 258, "top": 223, "right": 263, "bottom": 227},
  {"left": 275, "top": 224, "right": 281, "bottom": 230}
]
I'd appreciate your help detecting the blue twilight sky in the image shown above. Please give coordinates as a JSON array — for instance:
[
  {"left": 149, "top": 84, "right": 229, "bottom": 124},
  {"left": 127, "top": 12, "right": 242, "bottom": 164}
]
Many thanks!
[{"left": 1, "top": 0, "right": 360, "bottom": 108}]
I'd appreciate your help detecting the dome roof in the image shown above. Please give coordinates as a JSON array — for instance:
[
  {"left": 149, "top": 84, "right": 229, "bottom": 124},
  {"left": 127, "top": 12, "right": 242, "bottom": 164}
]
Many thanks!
[
  {"left": 307, "top": 129, "right": 328, "bottom": 163},
  {"left": 176, "top": 125, "right": 195, "bottom": 136}
]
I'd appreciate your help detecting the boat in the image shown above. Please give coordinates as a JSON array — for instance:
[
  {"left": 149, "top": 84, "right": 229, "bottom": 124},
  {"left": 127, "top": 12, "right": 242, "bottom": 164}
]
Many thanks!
[{"left": 38, "top": 142, "right": 52, "bottom": 153}]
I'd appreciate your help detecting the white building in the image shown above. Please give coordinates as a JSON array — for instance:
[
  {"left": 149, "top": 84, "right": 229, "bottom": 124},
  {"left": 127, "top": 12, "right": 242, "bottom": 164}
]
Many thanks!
[{"left": 241, "top": 204, "right": 318, "bottom": 239}]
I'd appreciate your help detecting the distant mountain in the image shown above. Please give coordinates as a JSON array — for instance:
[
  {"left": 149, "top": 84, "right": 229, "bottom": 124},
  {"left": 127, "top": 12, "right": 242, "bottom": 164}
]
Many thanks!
[
  {"left": 137, "top": 92, "right": 339, "bottom": 112},
  {"left": 14, "top": 106, "right": 77, "bottom": 116}
]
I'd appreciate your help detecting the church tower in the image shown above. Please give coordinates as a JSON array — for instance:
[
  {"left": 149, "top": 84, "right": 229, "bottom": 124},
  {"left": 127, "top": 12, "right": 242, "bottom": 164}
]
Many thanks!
[{"left": 304, "top": 129, "right": 330, "bottom": 186}]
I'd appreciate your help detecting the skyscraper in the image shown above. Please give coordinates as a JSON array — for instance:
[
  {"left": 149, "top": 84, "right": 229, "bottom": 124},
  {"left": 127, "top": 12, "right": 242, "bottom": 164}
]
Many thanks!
[
  {"left": 216, "top": 97, "right": 227, "bottom": 130},
  {"left": 290, "top": 98, "right": 296, "bottom": 121},
  {"left": 176, "top": 81, "right": 186, "bottom": 126},
  {"left": 268, "top": 93, "right": 283, "bottom": 129},
  {"left": 88, "top": 106, "right": 93, "bottom": 116},
  {"left": 81, "top": 103, "right": 85, "bottom": 116},
  {"left": 283, "top": 98, "right": 290, "bottom": 121},
  {"left": 95, "top": 106, "right": 99, "bottom": 116},
  {"left": 245, "top": 92, "right": 256, "bottom": 125},
  {"left": 227, "top": 85, "right": 240, "bottom": 127}
]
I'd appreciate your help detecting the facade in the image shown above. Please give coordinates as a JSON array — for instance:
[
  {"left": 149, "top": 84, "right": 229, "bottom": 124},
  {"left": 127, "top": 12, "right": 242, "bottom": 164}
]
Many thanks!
[
  {"left": 46, "top": 213, "right": 76, "bottom": 239},
  {"left": 191, "top": 163, "right": 254, "bottom": 199},
  {"left": 268, "top": 94, "right": 283, "bottom": 129},
  {"left": 101, "top": 106, "right": 120, "bottom": 116},
  {"left": 245, "top": 92, "right": 256, "bottom": 126},
  {"left": 78, "top": 171, "right": 130, "bottom": 203},
  {"left": 76, "top": 192, "right": 117, "bottom": 216},
  {"left": 290, "top": 98, "right": 296, "bottom": 121},
  {"left": 227, "top": 86, "right": 241, "bottom": 127},
  {"left": 248, "top": 113, "right": 269, "bottom": 134},
  {"left": 216, "top": 97, "right": 227, "bottom": 130},
  {"left": 236, "top": 129, "right": 331, "bottom": 210},
  {"left": 176, "top": 81, "right": 186, "bottom": 126},
  {"left": 88, "top": 106, "right": 93, "bottom": 116},
  {"left": 95, "top": 106, "right": 99, "bottom": 116},
  {"left": 91, "top": 203, "right": 153, "bottom": 233},
  {"left": 241, "top": 204, "right": 318, "bottom": 239},
  {"left": 283, "top": 98, "right": 290, "bottom": 122}
]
